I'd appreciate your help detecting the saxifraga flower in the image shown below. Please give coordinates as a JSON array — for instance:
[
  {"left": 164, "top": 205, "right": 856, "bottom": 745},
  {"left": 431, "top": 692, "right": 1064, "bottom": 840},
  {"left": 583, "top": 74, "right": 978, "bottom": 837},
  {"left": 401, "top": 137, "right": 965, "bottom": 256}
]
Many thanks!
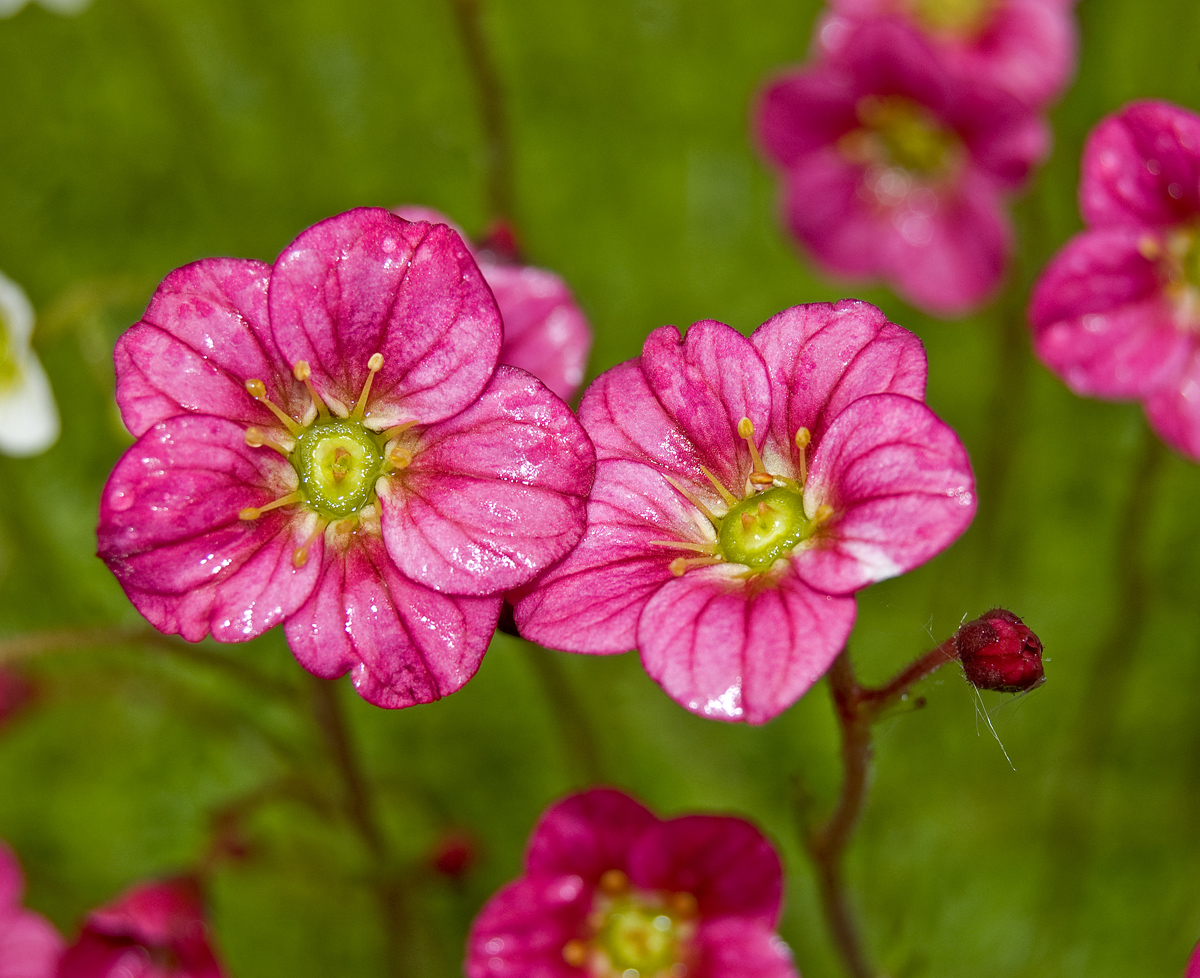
[
  {"left": 0, "top": 270, "right": 60, "bottom": 458},
  {"left": 815, "top": 0, "right": 1078, "bottom": 109},
  {"left": 1030, "top": 101, "right": 1200, "bottom": 460},
  {"left": 757, "top": 18, "right": 1049, "bottom": 317},
  {"left": 515, "top": 300, "right": 975, "bottom": 724},
  {"left": 57, "top": 878, "right": 224, "bottom": 978},
  {"left": 466, "top": 788, "right": 798, "bottom": 978},
  {"left": 0, "top": 841, "right": 63, "bottom": 978},
  {"left": 392, "top": 206, "right": 592, "bottom": 403},
  {"left": 98, "top": 208, "right": 595, "bottom": 709}
]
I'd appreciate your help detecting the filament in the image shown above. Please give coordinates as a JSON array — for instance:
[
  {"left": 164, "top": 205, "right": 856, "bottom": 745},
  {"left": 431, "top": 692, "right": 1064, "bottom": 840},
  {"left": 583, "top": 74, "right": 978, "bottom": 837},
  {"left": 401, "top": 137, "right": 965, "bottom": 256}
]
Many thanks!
[
  {"left": 244, "top": 379, "right": 302, "bottom": 437},
  {"left": 293, "top": 361, "right": 329, "bottom": 418},
  {"left": 351, "top": 352, "right": 384, "bottom": 421},
  {"left": 239, "top": 489, "right": 304, "bottom": 521}
]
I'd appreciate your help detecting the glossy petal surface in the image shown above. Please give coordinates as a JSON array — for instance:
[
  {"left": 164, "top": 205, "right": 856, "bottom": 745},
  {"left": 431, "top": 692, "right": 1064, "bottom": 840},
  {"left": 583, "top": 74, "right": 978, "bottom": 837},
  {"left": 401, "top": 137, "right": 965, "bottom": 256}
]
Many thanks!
[
  {"left": 0, "top": 843, "right": 63, "bottom": 978},
  {"left": 526, "top": 788, "right": 657, "bottom": 882}
]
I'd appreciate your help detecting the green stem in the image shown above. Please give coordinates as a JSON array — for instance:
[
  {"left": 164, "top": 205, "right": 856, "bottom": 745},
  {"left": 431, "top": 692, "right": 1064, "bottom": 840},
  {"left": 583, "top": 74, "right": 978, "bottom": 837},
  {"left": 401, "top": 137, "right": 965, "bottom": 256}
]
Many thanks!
[{"left": 521, "top": 643, "right": 605, "bottom": 785}]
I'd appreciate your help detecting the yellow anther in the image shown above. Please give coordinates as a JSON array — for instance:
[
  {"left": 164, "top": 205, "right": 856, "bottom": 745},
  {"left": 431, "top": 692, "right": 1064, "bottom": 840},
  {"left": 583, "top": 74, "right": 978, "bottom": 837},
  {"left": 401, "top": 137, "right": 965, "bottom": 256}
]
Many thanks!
[
  {"left": 795, "top": 427, "right": 812, "bottom": 484},
  {"left": 749, "top": 472, "right": 776, "bottom": 486},
  {"left": 698, "top": 466, "right": 739, "bottom": 507},
  {"left": 669, "top": 555, "right": 722, "bottom": 577},
  {"left": 387, "top": 445, "right": 413, "bottom": 470},
  {"left": 814, "top": 503, "right": 834, "bottom": 524},
  {"left": 294, "top": 360, "right": 329, "bottom": 418},
  {"left": 737, "top": 417, "right": 755, "bottom": 439},
  {"left": 737, "top": 416, "right": 769, "bottom": 481},
  {"left": 292, "top": 545, "right": 310, "bottom": 568},
  {"left": 562, "top": 941, "right": 588, "bottom": 967},
  {"left": 351, "top": 352, "right": 385, "bottom": 421},
  {"left": 599, "top": 870, "right": 628, "bottom": 894},
  {"left": 244, "top": 427, "right": 265, "bottom": 448},
  {"left": 237, "top": 489, "right": 304, "bottom": 521},
  {"left": 669, "top": 892, "right": 699, "bottom": 919},
  {"left": 244, "top": 378, "right": 302, "bottom": 437},
  {"left": 1138, "top": 235, "right": 1163, "bottom": 261}
]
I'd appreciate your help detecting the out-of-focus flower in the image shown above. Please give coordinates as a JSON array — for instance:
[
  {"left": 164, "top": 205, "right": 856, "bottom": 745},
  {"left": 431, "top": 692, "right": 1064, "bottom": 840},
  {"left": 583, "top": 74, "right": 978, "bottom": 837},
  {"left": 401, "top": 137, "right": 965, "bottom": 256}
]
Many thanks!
[
  {"left": 1186, "top": 940, "right": 1200, "bottom": 978},
  {"left": 1030, "top": 101, "right": 1200, "bottom": 460},
  {"left": 57, "top": 878, "right": 224, "bottom": 978},
  {"left": 816, "top": 0, "right": 1078, "bottom": 109},
  {"left": 392, "top": 206, "right": 592, "bottom": 403},
  {"left": 0, "top": 841, "right": 64, "bottom": 978},
  {"left": 98, "top": 208, "right": 594, "bottom": 709},
  {"left": 516, "top": 301, "right": 975, "bottom": 723},
  {"left": 757, "top": 18, "right": 1049, "bottom": 317},
  {"left": 0, "top": 666, "right": 37, "bottom": 730},
  {"left": 430, "top": 828, "right": 480, "bottom": 880},
  {"left": 0, "top": 0, "right": 91, "bottom": 18},
  {"left": 466, "top": 788, "right": 798, "bottom": 978},
  {"left": 0, "top": 272, "right": 60, "bottom": 457},
  {"left": 955, "top": 608, "right": 1044, "bottom": 692}
]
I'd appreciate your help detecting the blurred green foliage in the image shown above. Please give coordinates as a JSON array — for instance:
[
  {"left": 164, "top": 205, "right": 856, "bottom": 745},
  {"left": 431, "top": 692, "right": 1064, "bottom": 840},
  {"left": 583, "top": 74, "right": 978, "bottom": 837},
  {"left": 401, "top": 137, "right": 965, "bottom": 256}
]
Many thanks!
[{"left": 1, "top": 0, "right": 1199, "bottom": 975}]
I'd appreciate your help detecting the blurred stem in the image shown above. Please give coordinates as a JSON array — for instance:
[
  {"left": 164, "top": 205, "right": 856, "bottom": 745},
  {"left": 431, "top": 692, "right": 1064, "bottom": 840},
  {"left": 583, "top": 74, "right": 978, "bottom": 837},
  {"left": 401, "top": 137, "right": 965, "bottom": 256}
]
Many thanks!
[
  {"left": 447, "top": 0, "right": 516, "bottom": 224},
  {"left": 800, "top": 638, "right": 960, "bottom": 978},
  {"left": 308, "top": 676, "right": 413, "bottom": 978},
  {"left": 522, "top": 643, "right": 606, "bottom": 785}
]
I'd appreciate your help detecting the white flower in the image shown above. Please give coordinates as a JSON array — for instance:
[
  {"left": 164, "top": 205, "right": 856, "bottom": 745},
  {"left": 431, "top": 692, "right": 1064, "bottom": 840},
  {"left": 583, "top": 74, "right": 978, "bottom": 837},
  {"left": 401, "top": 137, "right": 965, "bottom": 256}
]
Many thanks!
[
  {"left": 0, "top": 272, "right": 59, "bottom": 456},
  {"left": 0, "top": 0, "right": 92, "bottom": 17}
]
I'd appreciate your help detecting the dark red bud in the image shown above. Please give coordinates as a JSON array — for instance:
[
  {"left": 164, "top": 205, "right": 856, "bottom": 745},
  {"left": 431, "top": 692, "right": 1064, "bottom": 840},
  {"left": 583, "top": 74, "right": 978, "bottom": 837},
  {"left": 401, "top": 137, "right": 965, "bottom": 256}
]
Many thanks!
[
  {"left": 956, "top": 608, "right": 1044, "bottom": 693},
  {"left": 430, "top": 829, "right": 479, "bottom": 880},
  {"left": 0, "top": 666, "right": 37, "bottom": 729},
  {"left": 477, "top": 221, "right": 521, "bottom": 265}
]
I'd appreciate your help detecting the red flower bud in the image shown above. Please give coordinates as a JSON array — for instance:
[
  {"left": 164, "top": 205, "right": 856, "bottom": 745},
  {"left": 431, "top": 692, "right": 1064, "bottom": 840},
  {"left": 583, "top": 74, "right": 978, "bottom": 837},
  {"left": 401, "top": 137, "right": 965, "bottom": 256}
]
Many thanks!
[
  {"left": 430, "top": 829, "right": 479, "bottom": 880},
  {"left": 956, "top": 609, "right": 1044, "bottom": 693}
]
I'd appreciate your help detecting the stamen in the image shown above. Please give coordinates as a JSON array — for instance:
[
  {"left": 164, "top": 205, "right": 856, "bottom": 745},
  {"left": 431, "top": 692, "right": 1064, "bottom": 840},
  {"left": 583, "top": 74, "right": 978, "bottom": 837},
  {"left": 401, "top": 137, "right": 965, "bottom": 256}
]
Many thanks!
[
  {"left": 244, "top": 379, "right": 302, "bottom": 437},
  {"left": 243, "top": 427, "right": 291, "bottom": 455},
  {"left": 387, "top": 445, "right": 413, "bottom": 470},
  {"left": 813, "top": 503, "right": 834, "bottom": 525},
  {"left": 383, "top": 419, "right": 419, "bottom": 439},
  {"left": 562, "top": 941, "right": 588, "bottom": 968},
  {"left": 1138, "top": 235, "right": 1163, "bottom": 261},
  {"left": 238, "top": 489, "right": 304, "bottom": 521},
  {"left": 794, "top": 427, "right": 812, "bottom": 485},
  {"left": 697, "top": 466, "right": 738, "bottom": 508},
  {"left": 291, "top": 520, "right": 326, "bottom": 569},
  {"left": 599, "top": 870, "right": 629, "bottom": 895},
  {"left": 669, "top": 555, "right": 723, "bottom": 577},
  {"left": 662, "top": 474, "right": 722, "bottom": 524},
  {"left": 649, "top": 540, "right": 719, "bottom": 555},
  {"left": 737, "top": 417, "right": 771, "bottom": 486},
  {"left": 669, "top": 892, "right": 699, "bottom": 918},
  {"left": 293, "top": 361, "right": 329, "bottom": 418},
  {"left": 351, "top": 352, "right": 384, "bottom": 421}
]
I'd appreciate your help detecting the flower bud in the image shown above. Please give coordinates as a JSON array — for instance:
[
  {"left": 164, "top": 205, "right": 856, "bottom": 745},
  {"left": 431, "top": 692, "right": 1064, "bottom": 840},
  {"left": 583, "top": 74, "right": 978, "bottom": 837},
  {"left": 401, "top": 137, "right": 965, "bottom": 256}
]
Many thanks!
[
  {"left": 430, "top": 828, "right": 479, "bottom": 880},
  {"left": 956, "top": 609, "right": 1044, "bottom": 693}
]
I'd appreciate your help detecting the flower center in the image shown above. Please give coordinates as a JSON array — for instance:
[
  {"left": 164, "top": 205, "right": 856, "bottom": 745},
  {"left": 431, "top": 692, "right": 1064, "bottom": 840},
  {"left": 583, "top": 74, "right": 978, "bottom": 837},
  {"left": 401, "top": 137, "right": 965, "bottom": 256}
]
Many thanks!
[
  {"left": 1143, "top": 229, "right": 1200, "bottom": 330},
  {"left": 291, "top": 419, "right": 384, "bottom": 519},
  {"left": 844, "top": 95, "right": 958, "bottom": 177},
  {"left": 717, "top": 486, "right": 814, "bottom": 570},
  {"left": 563, "top": 871, "right": 698, "bottom": 978},
  {"left": 908, "top": 0, "right": 997, "bottom": 35}
]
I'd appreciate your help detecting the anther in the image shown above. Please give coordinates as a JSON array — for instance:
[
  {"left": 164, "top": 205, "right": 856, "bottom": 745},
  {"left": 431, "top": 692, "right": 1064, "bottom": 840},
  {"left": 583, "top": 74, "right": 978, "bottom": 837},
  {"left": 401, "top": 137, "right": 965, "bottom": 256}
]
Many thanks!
[
  {"left": 668, "top": 892, "right": 699, "bottom": 919},
  {"left": 813, "top": 503, "right": 834, "bottom": 524},
  {"left": 1138, "top": 235, "right": 1163, "bottom": 261},
  {"left": 351, "top": 352, "right": 384, "bottom": 421},
  {"left": 243, "top": 427, "right": 291, "bottom": 455},
  {"left": 292, "top": 521, "right": 326, "bottom": 569},
  {"left": 293, "top": 361, "right": 329, "bottom": 418},
  {"left": 562, "top": 941, "right": 588, "bottom": 968},
  {"left": 599, "top": 870, "right": 628, "bottom": 895},
  {"left": 794, "top": 427, "right": 812, "bottom": 484},
  {"left": 698, "top": 466, "right": 739, "bottom": 507},
  {"left": 387, "top": 445, "right": 413, "bottom": 470},
  {"left": 669, "top": 555, "right": 723, "bottom": 577},
  {"left": 244, "top": 379, "right": 302, "bottom": 437},
  {"left": 238, "top": 489, "right": 305, "bottom": 521},
  {"left": 737, "top": 417, "right": 770, "bottom": 485}
]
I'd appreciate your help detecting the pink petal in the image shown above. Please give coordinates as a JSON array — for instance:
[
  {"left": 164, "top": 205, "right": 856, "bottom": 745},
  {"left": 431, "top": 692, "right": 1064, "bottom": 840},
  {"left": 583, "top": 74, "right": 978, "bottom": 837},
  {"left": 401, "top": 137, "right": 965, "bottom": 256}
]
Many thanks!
[
  {"left": 693, "top": 920, "right": 799, "bottom": 978},
  {"left": 0, "top": 844, "right": 20, "bottom": 908},
  {"left": 269, "top": 208, "right": 501, "bottom": 427},
  {"left": 1144, "top": 345, "right": 1200, "bottom": 461},
  {"left": 284, "top": 527, "right": 499, "bottom": 708},
  {"left": 526, "top": 788, "right": 658, "bottom": 881},
  {"left": 483, "top": 260, "right": 592, "bottom": 403},
  {"left": 464, "top": 876, "right": 591, "bottom": 978},
  {"left": 115, "top": 258, "right": 304, "bottom": 438},
  {"left": 637, "top": 566, "right": 856, "bottom": 724},
  {"left": 757, "top": 67, "right": 858, "bottom": 170},
  {"left": 97, "top": 415, "right": 322, "bottom": 643},
  {"left": 965, "top": 0, "right": 1078, "bottom": 108},
  {"left": 390, "top": 205, "right": 463, "bottom": 235},
  {"left": 1030, "top": 228, "right": 1189, "bottom": 397},
  {"left": 1186, "top": 941, "right": 1200, "bottom": 978},
  {"left": 1081, "top": 101, "right": 1200, "bottom": 229},
  {"left": 800, "top": 394, "right": 976, "bottom": 594},
  {"left": 629, "top": 815, "right": 783, "bottom": 927},
  {"left": 751, "top": 300, "right": 927, "bottom": 459},
  {"left": 0, "top": 911, "right": 64, "bottom": 978},
  {"left": 379, "top": 366, "right": 594, "bottom": 595},
  {"left": 513, "top": 459, "right": 705, "bottom": 655}
]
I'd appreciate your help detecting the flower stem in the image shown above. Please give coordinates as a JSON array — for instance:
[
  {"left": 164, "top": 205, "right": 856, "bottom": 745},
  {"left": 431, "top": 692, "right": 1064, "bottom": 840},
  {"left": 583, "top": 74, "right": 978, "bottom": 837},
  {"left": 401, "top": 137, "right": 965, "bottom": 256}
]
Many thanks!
[
  {"left": 800, "top": 638, "right": 961, "bottom": 978},
  {"left": 447, "top": 0, "right": 516, "bottom": 224},
  {"left": 308, "top": 676, "right": 412, "bottom": 978},
  {"left": 521, "top": 643, "right": 606, "bottom": 786}
]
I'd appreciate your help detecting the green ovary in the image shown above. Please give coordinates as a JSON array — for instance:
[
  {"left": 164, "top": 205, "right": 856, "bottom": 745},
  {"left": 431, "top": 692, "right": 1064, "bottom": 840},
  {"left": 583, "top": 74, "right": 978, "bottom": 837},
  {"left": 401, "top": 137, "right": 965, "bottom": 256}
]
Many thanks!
[
  {"left": 717, "top": 487, "right": 813, "bottom": 571},
  {"left": 292, "top": 419, "right": 385, "bottom": 519},
  {"left": 856, "top": 95, "right": 957, "bottom": 176},
  {"left": 597, "top": 899, "right": 681, "bottom": 976},
  {"left": 910, "top": 0, "right": 996, "bottom": 34}
]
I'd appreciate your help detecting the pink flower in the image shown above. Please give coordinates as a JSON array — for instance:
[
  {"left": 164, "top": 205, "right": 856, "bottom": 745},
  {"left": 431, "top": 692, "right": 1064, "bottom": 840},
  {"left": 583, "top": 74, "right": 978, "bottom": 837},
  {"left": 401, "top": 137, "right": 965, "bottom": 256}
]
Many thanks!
[
  {"left": 0, "top": 842, "right": 63, "bottom": 978},
  {"left": 392, "top": 206, "right": 592, "bottom": 403},
  {"left": 1030, "top": 101, "right": 1200, "bottom": 460},
  {"left": 815, "top": 0, "right": 1077, "bottom": 109},
  {"left": 57, "top": 878, "right": 223, "bottom": 978},
  {"left": 465, "top": 788, "right": 798, "bottom": 978},
  {"left": 98, "top": 208, "right": 595, "bottom": 708},
  {"left": 1187, "top": 940, "right": 1200, "bottom": 978},
  {"left": 756, "top": 18, "right": 1049, "bottom": 317},
  {"left": 515, "top": 301, "right": 975, "bottom": 723}
]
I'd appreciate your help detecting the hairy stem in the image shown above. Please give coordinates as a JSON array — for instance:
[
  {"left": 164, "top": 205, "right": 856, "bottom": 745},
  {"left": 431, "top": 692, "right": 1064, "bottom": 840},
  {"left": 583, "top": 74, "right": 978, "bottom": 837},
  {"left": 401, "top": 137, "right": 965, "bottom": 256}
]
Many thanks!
[{"left": 447, "top": 0, "right": 515, "bottom": 224}]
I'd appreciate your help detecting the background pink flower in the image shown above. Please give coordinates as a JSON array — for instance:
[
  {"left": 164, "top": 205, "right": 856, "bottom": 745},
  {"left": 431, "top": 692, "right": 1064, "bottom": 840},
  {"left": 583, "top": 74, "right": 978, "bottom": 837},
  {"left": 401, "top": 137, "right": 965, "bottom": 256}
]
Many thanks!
[
  {"left": 1030, "top": 101, "right": 1200, "bottom": 459},
  {"left": 816, "top": 0, "right": 1078, "bottom": 108},
  {"left": 0, "top": 842, "right": 63, "bottom": 978},
  {"left": 57, "top": 878, "right": 223, "bottom": 978},
  {"left": 98, "top": 208, "right": 595, "bottom": 709},
  {"left": 392, "top": 206, "right": 592, "bottom": 403},
  {"left": 465, "top": 788, "right": 798, "bottom": 978},
  {"left": 516, "top": 301, "right": 975, "bottom": 723},
  {"left": 757, "top": 18, "right": 1049, "bottom": 316}
]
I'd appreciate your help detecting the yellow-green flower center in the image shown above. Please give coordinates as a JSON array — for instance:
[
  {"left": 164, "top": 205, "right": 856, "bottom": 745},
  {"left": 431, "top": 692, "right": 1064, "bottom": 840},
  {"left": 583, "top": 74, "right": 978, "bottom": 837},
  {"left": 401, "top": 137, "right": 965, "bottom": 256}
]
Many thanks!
[
  {"left": 909, "top": 0, "right": 996, "bottom": 35},
  {"left": 595, "top": 897, "right": 684, "bottom": 976},
  {"left": 291, "top": 419, "right": 385, "bottom": 519},
  {"left": 717, "top": 486, "right": 814, "bottom": 571},
  {"left": 852, "top": 95, "right": 957, "bottom": 177}
]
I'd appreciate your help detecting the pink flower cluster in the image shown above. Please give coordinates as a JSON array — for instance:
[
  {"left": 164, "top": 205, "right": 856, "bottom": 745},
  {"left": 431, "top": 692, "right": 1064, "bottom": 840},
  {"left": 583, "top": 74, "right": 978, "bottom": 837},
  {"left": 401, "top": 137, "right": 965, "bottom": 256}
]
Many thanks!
[
  {"left": 516, "top": 300, "right": 975, "bottom": 723},
  {"left": 98, "top": 208, "right": 595, "bottom": 709},
  {"left": 467, "top": 788, "right": 798, "bottom": 978},
  {"left": 757, "top": 0, "right": 1076, "bottom": 315},
  {"left": 1031, "top": 101, "right": 1200, "bottom": 460}
]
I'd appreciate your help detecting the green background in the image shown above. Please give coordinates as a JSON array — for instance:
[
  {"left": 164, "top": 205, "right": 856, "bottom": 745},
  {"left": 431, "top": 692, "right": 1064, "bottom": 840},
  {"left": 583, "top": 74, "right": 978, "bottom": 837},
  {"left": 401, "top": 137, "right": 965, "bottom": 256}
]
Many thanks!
[{"left": 0, "top": 0, "right": 1198, "bottom": 975}]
